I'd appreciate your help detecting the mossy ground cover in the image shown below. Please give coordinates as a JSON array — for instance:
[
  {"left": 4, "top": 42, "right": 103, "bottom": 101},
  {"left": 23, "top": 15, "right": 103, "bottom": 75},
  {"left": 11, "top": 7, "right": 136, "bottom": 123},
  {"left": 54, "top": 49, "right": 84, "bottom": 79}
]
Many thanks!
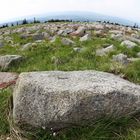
[{"left": 0, "top": 23, "right": 140, "bottom": 139}]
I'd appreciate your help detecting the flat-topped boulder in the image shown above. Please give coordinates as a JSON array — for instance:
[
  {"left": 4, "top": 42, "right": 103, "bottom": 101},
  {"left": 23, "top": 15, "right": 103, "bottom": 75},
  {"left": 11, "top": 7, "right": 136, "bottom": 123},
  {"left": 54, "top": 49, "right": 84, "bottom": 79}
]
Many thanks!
[{"left": 13, "top": 71, "right": 140, "bottom": 131}]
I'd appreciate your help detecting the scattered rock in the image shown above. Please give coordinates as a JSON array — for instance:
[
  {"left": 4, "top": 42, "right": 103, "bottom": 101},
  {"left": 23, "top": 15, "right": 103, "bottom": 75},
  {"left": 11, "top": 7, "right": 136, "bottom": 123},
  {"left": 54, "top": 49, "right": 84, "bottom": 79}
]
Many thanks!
[
  {"left": 131, "top": 33, "right": 140, "bottom": 39},
  {"left": 96, "top": 45, "right": 115, "bottom": 56},
  {"left": 21, "top": 42, "right": 39, "bottom": 51},
  {"left": 0, "top": 72, "right": 18, "bottom": 89},
  {"left": 0, "top": 41, "right": 4, "bottom": 48},
  {"left": 35, "top": 40, "right": 45, "bottom": 43},
  {"left": 50, "top": 36, "right": 57, "bottom": 43},
  {"left": 73, "top": 47, "right": 82, "bottom": 52},
  {"left": 137, "top": 52, "right": 140, "bottom": 58},
  {"left": 57, "top": 30, "right": 64, "bottom": 35},
  {"left": 21, "top": 43, "right": 32, "bottom": 51},
  {"left": 127, "top": 58, "right": 140, "bottom": 62},
  {"left": 126, "top": 36, "right": 140, "bottom": 44},
  {"left": 109, "top": 30, "right": 124, "bottom": 35},
  {"left": 111, "top": 34, "right": 124, "bottom": 42},
  {"left": 112, "top": 53, "right": 128, "bottom": 64},
  {"left": 13, "top": 71, "right": 140, "bottom": 131},
  {"left": 0, "top": 55, "right": 23, "bottom": 70},
  {"left": 42, "top": 32, "right": 50, "bottom": 39},
  {"left": 71, "top": 26, "right": 86, "bottom": 37},
  {"left": 95, "top": 30, "right": 104, "bottom": 37},
  {"left": 20, "top": 34, "right": 31, "bottom": 39},
  {"left": 92, "top": 24, "right": 105, "bottom": 30},
  {"left": 80, "top": 34, "right": 91, "bottom": 42},
  {"left": 32, "top": 33, "right": 45, "bottom": 41},
  {"left": 121, "top": 40, "right": 137, "bottom": 49},
  {"left": 61, "top": 38, "right": 75, "bottom": 46}
]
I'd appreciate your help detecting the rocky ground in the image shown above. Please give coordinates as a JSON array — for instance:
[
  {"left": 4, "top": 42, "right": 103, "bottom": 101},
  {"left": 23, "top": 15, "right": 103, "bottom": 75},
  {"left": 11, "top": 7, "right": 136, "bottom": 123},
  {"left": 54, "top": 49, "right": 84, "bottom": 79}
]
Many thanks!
[{"left": 0, "top": 22, "right": 140, "bottom": 140}]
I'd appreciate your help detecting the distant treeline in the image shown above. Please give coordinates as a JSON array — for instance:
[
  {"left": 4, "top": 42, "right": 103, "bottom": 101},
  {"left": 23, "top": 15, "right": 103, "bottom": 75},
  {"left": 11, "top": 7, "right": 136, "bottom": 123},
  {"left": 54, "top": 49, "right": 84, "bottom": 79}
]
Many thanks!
[
  {"left": 97, "top": 20, "right": 139, "bottom": 28},
  {"left": 0, "top": 17, "right": 139, "bottom": 29}
]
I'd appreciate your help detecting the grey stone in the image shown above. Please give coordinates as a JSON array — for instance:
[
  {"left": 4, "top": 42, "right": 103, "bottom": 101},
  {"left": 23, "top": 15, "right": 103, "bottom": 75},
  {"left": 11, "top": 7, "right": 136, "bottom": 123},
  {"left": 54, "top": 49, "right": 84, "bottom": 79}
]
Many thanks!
[
  {"left": 111, "top": 34, "right": 124, "bottom": 42},
  {"left": 126, "top": 36, "right": 140, "bottom": 44},
  {"left": 73, "top": 47, "right": 82, "bottom": 52},
  {"left": 113, "top": 53, "right": 128, "bottom": 64},
  {"left": 42, "top": 32, "right": 50, "bottom": 39},
  {"left": 127, "top": 58, "right": 140, "bottom": 62},
  {"left": 21, "top": 43, "right": 32, "bottom": 51},
  {"left": 0, "top": 55, "right": 23, "bottom": 70},
  {"left": 96, "top": 45, "right": 115, "bottom": 56},
  {"left": 71, "top": 26, "right": 86, "bottom": 37},
  {"left": 21, "top": 43, "right": 38, "bottom": 51},
  {"left": 80, "top": 34, "right": 91, "bottom": 42},
  {"left": 32, "top": 33, "right": 45, "bottom": 41},
  {"left": 131, "top": 33, "right": 140, "bottom": 39},
  {"left": 61, "top": 38, "right": 75, "bottom": 46},
  {"left": 50, "top": 36, "right": 57, "bottom": 43},
  {"left": 57, "top": 30, "right": 64, "bottom": 35},
  {"left": 93, "top": 24, "right": 105, "bottom": 30},
  {"left": 0, "top": 72, "right": 18, "bottom": 89},
  {"left": 137, "top": 52, "right": 140, "bottom": 58},
  {"left": 13, "top": 71, "right": 140, "bottom": 131},
  {"left": 62, "top": 28, "right": 74, "bottom": 36},
  {"left": 109, "top": 30, "right": 124, "bottom": 35},
  {"left": 95, "top": 30, "right": 104, "bottom": 37},
  {"left": 20, "top": 34, "right": 31, "bottom": 39},
  {"left": 121, "top": 40, "right": 137, "bottom": 49}
]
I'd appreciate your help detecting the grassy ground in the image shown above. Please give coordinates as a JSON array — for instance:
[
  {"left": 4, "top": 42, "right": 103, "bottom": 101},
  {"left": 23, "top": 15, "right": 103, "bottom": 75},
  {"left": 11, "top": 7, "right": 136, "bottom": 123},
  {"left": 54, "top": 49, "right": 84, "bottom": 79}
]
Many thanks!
[
  {"left": 0, "top": 35, "right": 140, "bottom": 83},
  {"left": 0, "top": 24, "right": 140, "bottom": 139},
  {"left": 0, "top": 89, "right": 140, "bottom": 140}
]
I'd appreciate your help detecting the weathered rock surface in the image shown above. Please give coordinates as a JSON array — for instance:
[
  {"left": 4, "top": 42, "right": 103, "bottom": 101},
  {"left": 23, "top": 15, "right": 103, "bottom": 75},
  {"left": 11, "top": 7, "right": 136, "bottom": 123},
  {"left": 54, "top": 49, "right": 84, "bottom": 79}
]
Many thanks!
[
  {"left": 112, "top": 53, "right": 128, "bottom": 64},
  {"left": 121, "top": 40, "right": 137, "bottom": 49},
  {"left": 111, "top": 34, "right": 124, "bottom": 41},
  {"left": 61, "top": 38, "right": 75, "bottom": 46},
  {"left": 96, "top": 45, "right": 115, "bottom": 56},
  {"left": 80, "top": 34, "right": 91, "bottom": 42},
  {"left": 0, "top": 72, "right": 18, "bottom": 89},
  {"left": 32, "top": 33, "right": 45, "bottom": 41},
  {"left": 71, "top": 26, "right": 86, "bottom": 37},
  {"left": 0, "top": 55, "right": 23, "bottom": 70},
  {"left": 13, "top": 71, "right": 140, "bottom": 131},
  {"left": 21, "top": 43, "right": 38, "bottom": 51},
  {"left": 128, "top": 58, "right": 140, "bottom": 62}
]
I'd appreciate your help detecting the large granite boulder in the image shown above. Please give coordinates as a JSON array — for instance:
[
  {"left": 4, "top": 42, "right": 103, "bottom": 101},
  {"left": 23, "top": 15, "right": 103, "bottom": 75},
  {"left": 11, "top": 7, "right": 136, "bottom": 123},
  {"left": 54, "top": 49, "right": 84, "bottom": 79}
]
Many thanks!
[
  {"left": 0, "top": 55, "right": 23, "bottom": 70},
  {"left": 13, "top": 71, "right": 140, "bottom": 131}
]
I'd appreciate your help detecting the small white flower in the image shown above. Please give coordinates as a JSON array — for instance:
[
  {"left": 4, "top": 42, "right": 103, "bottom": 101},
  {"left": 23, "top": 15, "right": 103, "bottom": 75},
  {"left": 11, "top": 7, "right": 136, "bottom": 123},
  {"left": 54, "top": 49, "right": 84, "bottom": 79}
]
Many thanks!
[
  {"left": 42, "top": 126, "right": 45, "bottom": 130},
  {"left": 53, "top": 132, "right": 56, "bottom": 137}
]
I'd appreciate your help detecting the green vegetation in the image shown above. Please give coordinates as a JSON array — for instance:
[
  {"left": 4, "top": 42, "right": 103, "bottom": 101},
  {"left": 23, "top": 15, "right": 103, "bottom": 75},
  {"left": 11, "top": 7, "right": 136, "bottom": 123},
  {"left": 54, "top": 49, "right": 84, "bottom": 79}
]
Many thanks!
[
  {"left": 0, "top": 35, "right": 140, "bottom": 83},
  {"left": 0, "top": 23, "right": 140, "bottom": 139},
  {"left": 0, "top": 89, "right": 11, "bottom": 135}
]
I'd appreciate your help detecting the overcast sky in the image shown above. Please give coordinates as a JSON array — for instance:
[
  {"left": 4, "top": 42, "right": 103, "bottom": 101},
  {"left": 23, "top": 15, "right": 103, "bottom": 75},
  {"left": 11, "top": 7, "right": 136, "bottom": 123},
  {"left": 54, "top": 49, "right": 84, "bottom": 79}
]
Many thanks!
[{"left": 0, "top": 0, "right": 140, "bottom": 23}]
